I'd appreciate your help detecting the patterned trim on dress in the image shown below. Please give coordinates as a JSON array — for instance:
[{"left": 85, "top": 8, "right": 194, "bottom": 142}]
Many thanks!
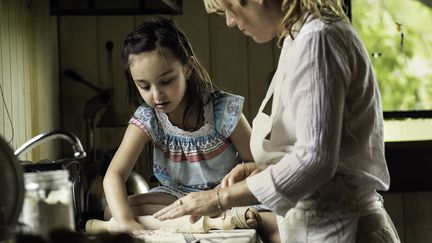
[
  {"left": 162, "top": 142, "right": 230, "bottom": 163},
  {"left": 213, "top": 92, "right": 244, "bottom": 137},
  {"left": 152, "top": 134, "right": 230, "bottom": 162},
  {"left": 129, "top": 118, "right": 152, "bottom": 139},
  {"left": 156, "top": 102, "right": 214, "bottom": 137}
]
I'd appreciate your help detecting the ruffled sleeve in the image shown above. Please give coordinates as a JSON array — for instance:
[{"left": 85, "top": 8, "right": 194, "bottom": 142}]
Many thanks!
[
  {"left": 129, "top": 105, "right": 160, "bottom": 139},
  {"left": 212, "top": 91, "right": 244, "bottom": 138}
]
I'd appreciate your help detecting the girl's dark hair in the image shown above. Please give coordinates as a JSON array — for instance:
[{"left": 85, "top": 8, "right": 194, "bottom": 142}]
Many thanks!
[{"left": 123, "top": 17, "right": 216, "bottom": 129}]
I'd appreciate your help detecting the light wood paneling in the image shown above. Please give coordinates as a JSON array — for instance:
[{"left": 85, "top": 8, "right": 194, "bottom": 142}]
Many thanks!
[
  {"left": 9, "top": 0, "right": 19, "bottom": 151},
  {"left": 1, "top": 0, "right": 13, "bottom": 145},
  {"left": 32, "top": 0, "right": 61, "bottom": 159},
  {"left": 16, "top": 0, "right": 26, "bottom": 155},
  {"left": 0, "top": 1, "right": 4, "bottom": 142},
  {"left": 0, "top": 0, "right": 3, "bottom": 138},
  {"left": 0, "top": 0, "right": 59, "bottom": 161}
]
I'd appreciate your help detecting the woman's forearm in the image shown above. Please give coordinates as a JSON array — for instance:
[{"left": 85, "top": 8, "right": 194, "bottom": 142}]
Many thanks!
[{"left": 219, "top": 180, "right": 260, "bottom": 209}]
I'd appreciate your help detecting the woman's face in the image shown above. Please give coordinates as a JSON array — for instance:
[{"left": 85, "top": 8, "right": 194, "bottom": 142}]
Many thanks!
[
  {"left": 129, "top": 50, "right": 188, "bottom": 115},
  {"left": 222, "top": 0, "right": 282, "bottom": 43}
]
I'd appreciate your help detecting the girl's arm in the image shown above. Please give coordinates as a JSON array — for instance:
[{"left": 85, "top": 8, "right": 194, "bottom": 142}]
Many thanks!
[
  {"left": 103, "top": 124, "right": 151, "bottom": 233},
  {"left": 229, "top": 113, "right": 254, "bottom": 162},
  {"left": 223, "top": 113, "right": 261, "bottom": 187}
]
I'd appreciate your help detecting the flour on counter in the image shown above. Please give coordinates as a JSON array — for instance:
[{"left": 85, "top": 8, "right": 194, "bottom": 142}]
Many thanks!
[{"left": 137, "top": 230, "right": 186, "bottom": 243}]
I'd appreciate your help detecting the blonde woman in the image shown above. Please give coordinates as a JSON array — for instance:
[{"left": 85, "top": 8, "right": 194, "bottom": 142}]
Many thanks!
[{"left": 155, "top": 1, "right": 400, "bottom": 242}]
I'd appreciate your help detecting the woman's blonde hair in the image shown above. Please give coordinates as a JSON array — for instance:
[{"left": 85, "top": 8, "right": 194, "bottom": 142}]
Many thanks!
[
  {"left": 203, "top": 0, "right": 348, "bottom": 45},
  {"left": 203, "top": 0, "right": 227, "bottom": 15},
  {"left": 279, "top": 0, "right": 348, "bottom": 43}
]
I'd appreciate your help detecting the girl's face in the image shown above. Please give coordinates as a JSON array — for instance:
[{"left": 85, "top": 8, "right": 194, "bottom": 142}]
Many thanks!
[
  {"left": 129, "top": 50, "right": 189, "bottom": 115},
  {"left": 222, "top": 0, "right": 282, "bottom": 43}
]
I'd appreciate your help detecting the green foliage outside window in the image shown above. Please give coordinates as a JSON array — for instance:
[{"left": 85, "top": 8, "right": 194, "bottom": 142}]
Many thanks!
[{"left": 352, "top": 0, "right": 432, "bottom": 111}]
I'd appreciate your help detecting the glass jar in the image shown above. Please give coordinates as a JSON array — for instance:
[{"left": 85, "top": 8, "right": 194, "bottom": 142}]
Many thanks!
[{"left": 20, "top": 170, "right": 74, "bottom": 237}]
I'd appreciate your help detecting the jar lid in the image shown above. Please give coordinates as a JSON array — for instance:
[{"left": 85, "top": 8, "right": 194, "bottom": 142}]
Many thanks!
[
  {"left": 24, "top": 170, "right": 70, "bottom": 190},
  {"left": 0, "top": 137, "right": 24, "bottom": 229}
]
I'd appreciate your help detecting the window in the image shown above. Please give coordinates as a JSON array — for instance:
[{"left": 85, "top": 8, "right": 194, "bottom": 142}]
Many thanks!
[
  {"left": 348, "top": 0, "right": 432, "bottom": 142},
  {"left": 351, "top": 0, "right": 432, "bottom": 112}
]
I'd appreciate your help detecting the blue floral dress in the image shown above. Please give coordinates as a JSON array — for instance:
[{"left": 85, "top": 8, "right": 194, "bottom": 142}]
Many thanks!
[{"left": 129, "top": 91, "right": 244, "bottom": 197}]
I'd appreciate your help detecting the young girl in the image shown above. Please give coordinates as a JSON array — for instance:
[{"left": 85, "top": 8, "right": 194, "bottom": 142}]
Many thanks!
[
  {"left": 103, "top": 17, "right": 275, "bottom": 237},
  {"left": 154, "top": 0, "right": 400, "bottom": 242}
]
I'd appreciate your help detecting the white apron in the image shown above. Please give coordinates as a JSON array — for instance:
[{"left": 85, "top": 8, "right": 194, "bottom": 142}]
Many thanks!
[
  {"left": 249, "top": 48, "right": 400, "bottom": 243},
  {"left": 250, "top": 58, "right": 291, "bottom": 169}
]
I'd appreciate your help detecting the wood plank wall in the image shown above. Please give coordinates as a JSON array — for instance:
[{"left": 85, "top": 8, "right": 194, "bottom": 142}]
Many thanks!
[
  {"left": 57, "top": 1, "right": 432, "bottom": 243},
  {"left": 0, "top": 0, "right": 60, "bottom": 161}
]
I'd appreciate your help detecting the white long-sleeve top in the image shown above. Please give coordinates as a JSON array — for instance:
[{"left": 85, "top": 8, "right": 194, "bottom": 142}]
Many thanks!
[{"left": 246, "top": 17, "right": 390, "bottom": 216}]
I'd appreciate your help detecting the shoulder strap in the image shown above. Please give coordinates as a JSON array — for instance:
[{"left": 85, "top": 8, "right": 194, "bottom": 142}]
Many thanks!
[{"left": 257, "top": 47, "right": 287, "bottom": 118}]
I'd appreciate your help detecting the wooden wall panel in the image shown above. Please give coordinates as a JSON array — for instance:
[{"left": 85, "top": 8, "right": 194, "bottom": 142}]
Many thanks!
[
  {"left": 32, "top": 0, "right": 61, "bottom": 159},
  {"left": 22, "top": 0, "right": 32, "bottom": 159},
  {"left": 247, "top": 39, "right": 277, "bottom": 120},
  {"left": 0, "top": 0, "right": 4, "bottom": 142},
  {"left": 9, "top": 0, "right": 19, "bottom": 151},
  {"left": 382, "top": 193, "right": 406, "bottom": 242},
  {"left": 15, "top": 0, "right": 26, "bottom": 155},
  {"left": 134, "top": 15, "right": 172, "bottom": 27},
  {"left": 209, "top": 15, "right": 250, "bottom": 118},
  {"left": 0, "top": 0, "right": 59, "bottom": 161},
  {"left": 174, "top": 0, "right": 211, "bottom": 72},
  {"left": 1, "top": 0, "right": 13, "bottom": 145},
  {"left": 59, "top": 16, "right": 99, "bottom": 160},
  {"left": 404, "top": 192, "right": 432, "bottom": 242},
  {"left": 93, "top": 16, "right": 132, "bottom": 151}
]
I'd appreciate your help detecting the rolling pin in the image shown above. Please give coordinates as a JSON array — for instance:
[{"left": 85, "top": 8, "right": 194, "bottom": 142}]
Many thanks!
[{"left": 85, "top": 215, "right": 236, "bottom": 233}]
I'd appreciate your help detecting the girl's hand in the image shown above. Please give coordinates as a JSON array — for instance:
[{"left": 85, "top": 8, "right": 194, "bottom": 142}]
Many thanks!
[
  {"left": 221, "top": 162, "right": 260, "bottom": 188},
  {"left": 117, "top": 219, "right": 149, "bottom": 236},
  {"left": 154, "top": 189, "right": 220, "bottom": 223}
]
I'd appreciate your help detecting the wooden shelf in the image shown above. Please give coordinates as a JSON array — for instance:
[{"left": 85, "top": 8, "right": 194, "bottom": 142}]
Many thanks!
[{"left": 50, "top": 0, "right": 182, "bottom": 15}]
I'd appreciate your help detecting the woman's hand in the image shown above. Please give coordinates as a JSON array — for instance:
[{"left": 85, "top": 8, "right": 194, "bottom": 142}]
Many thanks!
[
  {"left": 221, "top": 162, "right": 261, "bottom": 188},
  {"left": 154, "top": 181, "right": 259, "bottom": 223},
  {"left": 153, "top": 189, "right": 221, "bottom": 223}
]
